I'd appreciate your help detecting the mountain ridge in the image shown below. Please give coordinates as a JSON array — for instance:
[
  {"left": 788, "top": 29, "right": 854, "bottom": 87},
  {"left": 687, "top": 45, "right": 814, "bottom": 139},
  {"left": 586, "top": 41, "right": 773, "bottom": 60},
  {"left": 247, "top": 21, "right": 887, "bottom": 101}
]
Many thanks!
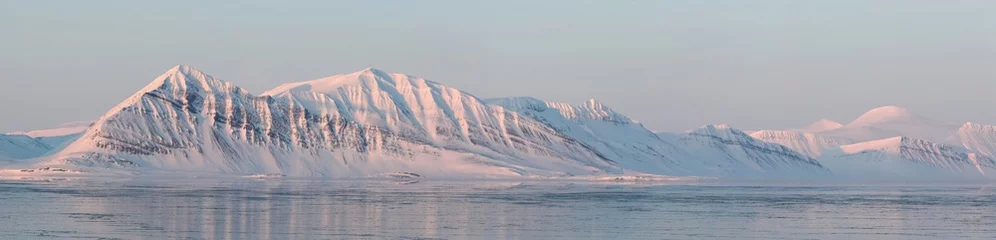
[
  {"left": 2, "top": 65, "right": 992, "bottom": 181},
  {"left": 26, "top": 66, "right": 625, "bottom": 178},
  {"left": 820, "top": 136, "right": 996, "bottom": 179}
]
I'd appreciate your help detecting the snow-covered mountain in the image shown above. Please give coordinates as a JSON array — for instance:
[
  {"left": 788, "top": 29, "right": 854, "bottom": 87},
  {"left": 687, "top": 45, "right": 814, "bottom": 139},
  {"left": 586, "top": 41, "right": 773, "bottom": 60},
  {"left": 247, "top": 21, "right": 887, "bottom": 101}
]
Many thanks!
[
  {"left": 819, "top": 136, "right": 996, "bottom": 179},
  {"left": 32, "top": 66, "right": 633, "bottom": 178},
  {"left": 5, "top": 66, "right": 994, "bottom": 181},
  {"left": 0, "top": 133, "right": 52, "bottom": 161},
  {"left": 745, "top": 107, "right": 996, "bottom": 180},
  {"left": 488, "top": 97, "right": 690, "bottom": 176},
  {"left": 665, "top": 125, "right": 830, "bottom": 178},
  {"left": 6, "top": 121, "right": 89, "bottom": 156},
  {"left": 8, "top": 121, "right": 91, "bottom": 138},
  {"left": 951, "top": 122, "right": 996, "bottom": 158},
  {"left": 794, "top": 119, "right": 844, "bottom": 133},
  {"left": 821, "top": 106, "right": 960, "bottom": 143},
  {"left": 749, "top": 130, "right": 856, "bottom": 158},
  {"left": 0, "top": 121, "right": 89, "bottom": 162},
  {"left": 0, "top": 65, "right": 837, "bottom": 179},
  {"left": 489, "top": 98, "right": 831, "bottom": 178}
]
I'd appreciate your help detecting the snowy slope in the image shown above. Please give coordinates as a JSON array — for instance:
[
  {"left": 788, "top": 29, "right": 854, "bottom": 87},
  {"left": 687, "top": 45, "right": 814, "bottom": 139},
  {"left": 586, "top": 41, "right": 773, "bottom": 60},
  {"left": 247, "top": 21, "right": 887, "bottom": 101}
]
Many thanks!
[
  {"left": 34, "top": 133, "right": 83, "bottom": 153},
  {"left": 490, "top": 98, "right": 831, "bottom": 178},
  {"left": 8, "top": 66, "right": 835, "bottom": 179},
  {"left": 0, "top": 133, "right": 52, "bottom": 160},
  {"left": 820, "top": 136, "right": 996, "bottom": 179},
  {"left": 749, "top": 130, "right": 856, "bottom": 158},
  {"left": 952, "top": 122, "right": 996, "bottom": 158},
  {"left": 821, "top": 106, "right": 960, "bottom": 143},
  {"left": 666, "top": 125, "right": 830, "bottom": 178},
  {"left": 488, "top": 97, "right": 689, "bottom": 176},
  {"left": 258, "top": 68, "right": 622, "bottom": 176},
  {"left": 20, "top": 65, "right": 985, "bottom": 181},
  {"left": 8, "top": 121, "right": 91, "bottom": 138},
  {"left": 31, "top": 66, "right": 621, "bottom": 178},
  {"left": 794, "top": 119, "right": 844, "bottom": 133},
  {"left": 2, "top": 121, "right": 89, "bottom": 157}
]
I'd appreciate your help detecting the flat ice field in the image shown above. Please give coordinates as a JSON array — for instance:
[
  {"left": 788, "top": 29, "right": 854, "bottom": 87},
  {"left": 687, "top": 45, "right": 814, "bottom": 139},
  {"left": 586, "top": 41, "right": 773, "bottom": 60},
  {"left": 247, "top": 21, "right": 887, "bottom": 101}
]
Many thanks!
[{"left": 1, "top": 178, "right": 995, "bottom": 239}]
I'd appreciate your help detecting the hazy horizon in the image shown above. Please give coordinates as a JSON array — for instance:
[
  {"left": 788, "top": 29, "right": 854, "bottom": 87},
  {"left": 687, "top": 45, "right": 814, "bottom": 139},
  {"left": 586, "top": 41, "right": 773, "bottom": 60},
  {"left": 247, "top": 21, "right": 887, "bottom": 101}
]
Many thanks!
[{"left": 3, "top": 0, "right": 994, "bottom": 133}]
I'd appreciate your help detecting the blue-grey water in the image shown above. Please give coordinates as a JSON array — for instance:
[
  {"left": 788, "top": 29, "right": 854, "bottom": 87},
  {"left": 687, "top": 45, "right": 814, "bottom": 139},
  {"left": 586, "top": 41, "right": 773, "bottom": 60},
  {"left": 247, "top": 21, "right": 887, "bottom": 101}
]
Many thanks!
[{"left": 1, "top": 179, "right": 995, "bottom": 240}]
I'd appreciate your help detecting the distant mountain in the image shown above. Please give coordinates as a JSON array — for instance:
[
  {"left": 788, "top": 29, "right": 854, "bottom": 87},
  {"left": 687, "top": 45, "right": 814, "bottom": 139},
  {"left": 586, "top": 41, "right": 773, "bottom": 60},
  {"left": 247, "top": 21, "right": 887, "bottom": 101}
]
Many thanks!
[
  {"left": 749, "top": 130, "right": 856, "bottom": 158},
  {"left": 8, "top": 121, "right": 91, "bottom": 138},
  {"left": 794, "top": 119, "right": 844, "bottom": 133},
  {"left": 748, "top": 106, "right": 994, "bottom": 178},
  {"left": 821, "top": 106, "right": 960, "bottom": 143},
  {"left": 0, "top": 133, "right": 51, "bottom": 161},
  {"left": 27, "top": 66, "right": 635, "bottom": 178},
  {"left": 489, "top": 97, "right": 691, "bottom": 176},
  {"left": 951, "top": 122, "right": 996, "bottom": 158},
  {"left": 665, "top": 125, "right": 830, "bottom": 178},
  {"left": 819, "top": 136, "right": 996, "bottom": 179},
  {"left": 6, "top": 121, "right": 89, "bottom": 156}
]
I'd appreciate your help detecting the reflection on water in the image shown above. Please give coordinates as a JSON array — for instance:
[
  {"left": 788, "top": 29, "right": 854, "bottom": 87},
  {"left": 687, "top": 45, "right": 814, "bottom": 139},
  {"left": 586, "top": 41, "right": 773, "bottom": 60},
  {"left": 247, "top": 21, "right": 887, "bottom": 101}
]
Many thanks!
[{"left": 1, "top": 179, "right": 995, "bottom": 239}]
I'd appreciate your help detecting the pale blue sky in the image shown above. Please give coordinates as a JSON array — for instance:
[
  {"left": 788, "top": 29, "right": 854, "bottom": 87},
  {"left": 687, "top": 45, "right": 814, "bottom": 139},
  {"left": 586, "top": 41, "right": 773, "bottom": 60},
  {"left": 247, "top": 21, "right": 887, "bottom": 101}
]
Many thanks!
[{"left": 2, "top": 0, "right": 994, "bottom": 133}]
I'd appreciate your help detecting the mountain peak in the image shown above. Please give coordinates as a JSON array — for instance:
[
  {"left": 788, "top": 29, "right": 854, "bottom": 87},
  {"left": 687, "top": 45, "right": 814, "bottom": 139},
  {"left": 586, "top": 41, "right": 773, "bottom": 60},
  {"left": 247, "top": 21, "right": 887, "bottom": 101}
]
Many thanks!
[
  {"left": 354, "top": 67, "right": 390, "bottom": 76},
  {"left": 847, "top": 105, "right": 922, "bottom": 126},
  {"left": 263, "top": 67, "right": 425, "bottom": 97},
  {"left": 959, "top": 122, "right": 996, "bottom": 132},
  {"left": 579, "top": 98, "right": 611, "bottom": 112},
  {"left": 690, "top": 124, "right": 736, "bottom": 134},
  {"left": 710, "top": 124, "right": 733, "bottom": 129},
  {"left": 488, "top": 97, "right": 636, "bottom": 124},
  {"left": 582, "top": 98, "right": 603, "bottom": 106},
  {"left": 838, "top": 136, "right": 907, "bottom": 153},
  {"left": 167, "top": 64, "right": 196, "bottom": 73},
  {"left": 863, "top": 105, "right": 911, "bottom": 116},
  {"left": 798, "top": 119, "right": 843, "bottom": 132},
  {"left": 571, "top": 99, "right": 633, "bottom": 123},
  {"left": 143, "top": 65, "right": 237, "bottom": 95},
  {"left": 153, "top": 65, "right": 219, "bottom": 87},
  {"left": 92, "top": 65, "right": 244, "bottom": 124}
]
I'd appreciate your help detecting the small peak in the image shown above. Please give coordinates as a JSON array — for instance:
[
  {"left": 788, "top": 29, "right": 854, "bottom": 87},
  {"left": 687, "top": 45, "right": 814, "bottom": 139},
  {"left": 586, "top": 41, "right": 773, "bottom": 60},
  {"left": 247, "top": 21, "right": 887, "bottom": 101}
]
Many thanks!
[
  {"left": 350, "top": 67, "right": 396, "bottom": 81},
  {"left": 870, "top": 105, "right": 907, "bottom": 111},
  {"left": 580, "top": 98, "right": 613, "bottom": 111},
  {"left": 864, "top": 105, "right": 911, "bottom": 115},
  {"left": 799, "top": 119, "right": 843, "bottom": 132},
  {"left": 584, "top": 98, "right": 602, "bottom": 106},
  {"left": 166, "top": 64, "right": 202, "bottom": 75},
  {"left": 693, "top": 124, "right": 734, "bottom": 132},
  {"left": 883, "top": 136, "right": 926, "bottom": 146},
  {"left": 572, "top": 98, "right": 634, "bottom": 123},
  {"left": 155, "top": 65, "right": 215, "bottom": 83},
  {"left": 688, "top": 124, "right": 750, "bottom": 138},
  {"left": 959, "top": 122, "right": 996, "bottom": 132},
  {"left": 486, "top": 96, "right": 549, "bottom": 111},
  {"left": 848, "top": 105, "right": 921, "bottom": 126},
  {"left": 355, "top": 67, "right": 389, "bottom": 75},
  {"left": 838, "top": 136, "right": 908, "bottom": 154},
  {"left": 132, "top": 65, "right": 234, "bottom": 98},
  {"left": 91, "top": 64, "right": 241, "bottom": 125},
  {"left": 812, "top": 118, "right": 843, "bottom": 126}
]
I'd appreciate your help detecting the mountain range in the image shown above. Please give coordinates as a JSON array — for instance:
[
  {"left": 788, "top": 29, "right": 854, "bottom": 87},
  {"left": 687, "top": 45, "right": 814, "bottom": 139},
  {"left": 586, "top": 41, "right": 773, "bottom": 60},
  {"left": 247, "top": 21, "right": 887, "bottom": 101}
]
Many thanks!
[{"left": 2, "top": 65, "right": 994, "bottom": 180}]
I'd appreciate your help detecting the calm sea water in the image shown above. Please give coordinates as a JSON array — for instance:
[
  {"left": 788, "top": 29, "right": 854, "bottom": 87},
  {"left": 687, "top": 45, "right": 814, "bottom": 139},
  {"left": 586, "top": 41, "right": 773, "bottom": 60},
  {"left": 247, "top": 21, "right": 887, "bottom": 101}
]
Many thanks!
[{"left": 1, "top": 179, "right": 994, "bottom": 240}]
